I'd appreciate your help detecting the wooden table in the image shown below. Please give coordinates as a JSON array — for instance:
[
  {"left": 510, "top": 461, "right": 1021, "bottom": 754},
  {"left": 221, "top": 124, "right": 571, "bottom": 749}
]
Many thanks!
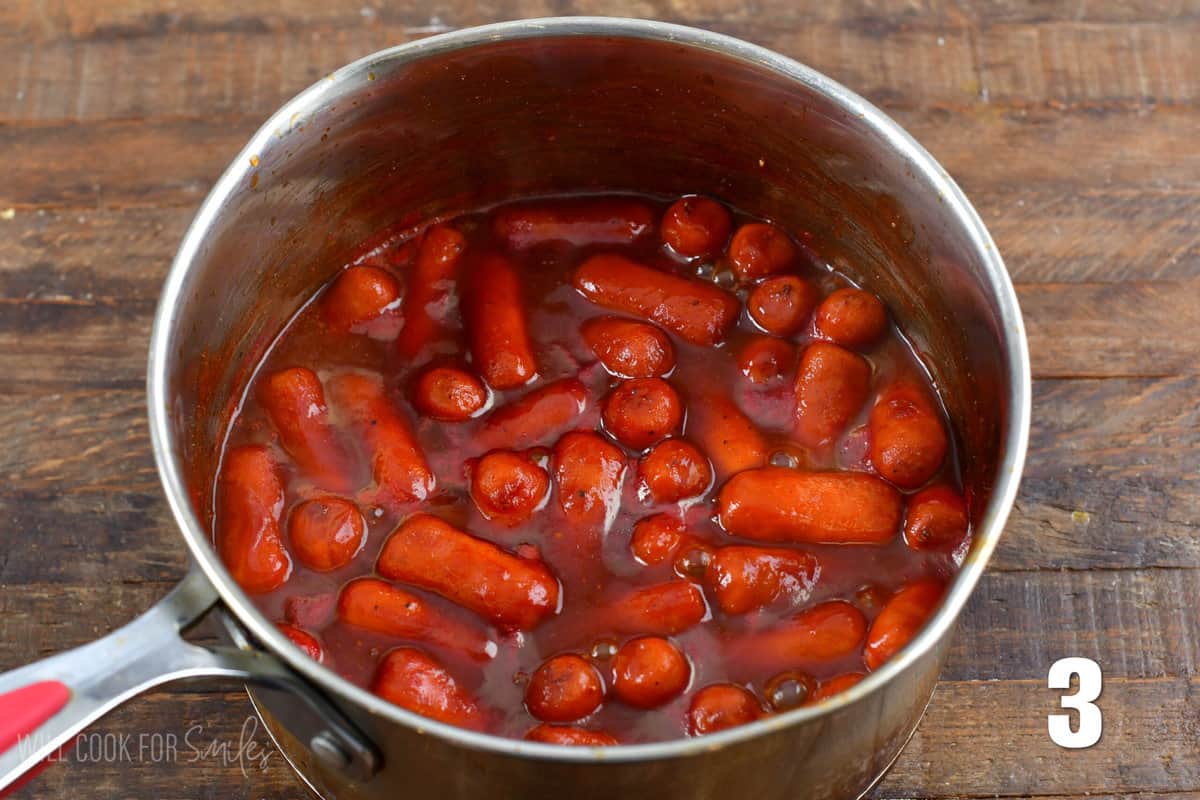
[{"left": 2, "top": 1, "right": 1197, "bottom": 797}]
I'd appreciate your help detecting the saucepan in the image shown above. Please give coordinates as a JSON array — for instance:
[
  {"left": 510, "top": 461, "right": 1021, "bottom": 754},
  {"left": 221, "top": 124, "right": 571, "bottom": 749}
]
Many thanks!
[{"left": 0, "top": 17, "right": 1030, "bottom": 800}]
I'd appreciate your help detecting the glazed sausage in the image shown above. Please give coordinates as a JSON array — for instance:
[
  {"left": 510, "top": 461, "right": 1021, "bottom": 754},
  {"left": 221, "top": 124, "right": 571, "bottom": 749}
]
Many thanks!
[
  {"left": 630, "top": 513, "right": 687, "bottom": 565},
  {"left": 277, "top": 622, "right": 323, "bottom": 662},
  {"left": 864, "top": 578, "right": 945, "bottom": 671},
  {"left": 868, "top": 383, "right": 949, "bottom": 489},
  {"left": 807, "top": 673, "right": 865, "bottom": 705},
  {"left": 377, "top": 514, "right": 560, "bottom": 630},
  {"left": 573, "top": 254, "right": 741, "bottom": 346},
  {"left": 605, "top": 581, "right": 707, "bottom": 636},
  {"left": 707, "top": 546, "right": 820, "bottom": 615},
  {"left": 580, "top": 316, "right": 675, "bottom": 378},
  {"left": 904, "top": 485, "right": 968, "bottom": 550},
  {"left": 469, "top": 450, "right": 550, "bottom": 526},
  {"left": 552, "top": 431, "right": 627, "bottom": 529},
  {"left": 716, "top": 467, "right": 902, "bottom": 544},
  {"left": 287, "top": 496, "right": 365, "bottom": 571},
  {"left": 524, "top": 724, "right": 618, "bottom": 746},
  {"left": 396, "top": 225, "right": 466, "bottom": 358},
  {"left": 814, "top": 288, "right": 887, "bottom": 349},
  {"left": 525, "top": 654, "right": 606, "bottom": 723},
  {"left": 338, "top": 577, "right": 497, "bottom": 662},
  {"left": 322, "top": 265, "right": 401, "bottom": 335},
  {"left": 727, "top": 222, "right": 797, "bottom": 281},
  {"left": 738, "top": 601, "right": 867, "bottom": 672},
  {"left": 661, "top": 196, "right": 732, "bottom": 257},
  {"left": 638, "top": 439, "right": 713, "bottom": 503},
  {"left": 738, "top": 336, "right": 795, "bottom": 384},
  {"left": 493, "top": 197, "right": 655, "bottom": 249},
  {"left": 217, "top": 445, "right": 291, "bottom": 594},
  {"left": 685, "top": 393, "right": 768, "bottom": 480},
  {"left": 747, "top": 275, "right": 819, "bottom": 336},
  {"left": 611, "top": 637, "right": 691, "bottom": 709},
  {"left": 601, "top": 377, "right": 683, "bottom": 450},
  {"left": 327, "top": 372, "right": 435, "bottom": 511},
  {"left": 411, "top": 365, "right": 488, "bottom": 421},
  {"left": 793, "top": 342, "right": 871, "bottom": 449},
  {"left": 259, "top": 367, "right": 356, "bottom": 493},
  {"left": 370, "top": 647, "right": 484, "bottom": 729},
  {"left": 479, "top": 378, "right": 589, "bottom": 451},
  {"left": 687, "top": 684, "right": 763, "bottom": 735},
  {"left": 463, "top": 253, "right": 538, "bottom": 389}
]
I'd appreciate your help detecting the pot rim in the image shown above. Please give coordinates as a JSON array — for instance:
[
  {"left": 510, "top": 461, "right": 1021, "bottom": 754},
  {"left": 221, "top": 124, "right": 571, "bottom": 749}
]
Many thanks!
[{"left": 147, "top": 15, "right": 1031, "bottom": 763}]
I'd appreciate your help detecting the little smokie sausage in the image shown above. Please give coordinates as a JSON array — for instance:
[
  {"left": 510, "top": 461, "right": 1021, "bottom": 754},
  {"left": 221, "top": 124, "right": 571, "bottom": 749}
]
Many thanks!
[
  {"left": 463, "top": 253, "right": 538, "bottom": 389},
  {"left": 865, "top": 578, "right": 945, "bottom": 671},
  {"left": 552, "top": 431, "right": 627, "bottom": 529},
  {"left": 217, "top": 445, "right": 292, "bottom": 594},
  {"left": 601, "top": 378, "right": 683, "bottom": 450},
  {"left": 807, "top": 673, "right": 865, "bottom": 705},
  {"left": 868, "top": 383, "right": 949, "bottom": 489},
  {"left": 277, "top": 623, "right": 323, "bottom": 662},
  {"left": 687, "top": 684, "right": 763, "bottom": 735},
  {"left": 525, "top": 725, "right": 618, "bottom": 746},
  {"left": 469, "top": 450, "right": 550, "bottom": 526},
  {"left": 377, "top": 514, "right": 560, "bottom": 630},
  {"left": 717, "top": 467, "right": 902, "bottom": 544},
  {"left": 727, "top": 222, "right": 797, "bottom": 281},
  {"left": 396, "top": 225, "right": 467, "bottom": 358},
  {"left": 685, "top": 393, "right": 768, "bottom": 480},
  {"left": 479, "top": 378, "right": 588, "bottom": 451},
  {"left": 327, "top": 372, "right": 435, "bottom": 511},
  {"left": 525, "top": 654, "right": 606, "bottom": 723},
  {"left": 638, "top": 439, "right": 713, "bottom": 503},
  {"left": 661, "top": 196, "right": 732, "bottom": 258},
  {"left": 630, "top": 513, "right": 687, "bottom": 566},
  {"left": 493, "top": 197, "right": 655, "bottom": 249},
  {"left": 580, "top": 317, "right": 675, "bottom": 378},
  {"left": 573, "top": 254, "right": 740, "bottom": 346},
  {"left": 411, "top": 365, "right": 488, "bottom": 421},
  {"left": 338, "top": 578, "right": 497, "bottom": 662},
  {"left": 793, "top": 342, "right": 871, "bottom": 450},
  {"left": 611, "top": 637, "right": 691, "bottom": 708},
  {"left": 605, "top": 581, "right": 707, "bottom": 636},
  {"left": 322, "top": 265, "right": 401, "bottom": 335},
  {"left": 738, "top": 336, "right": 795, "bottom": 384},
  {"left": 288, "top": 496, "right": 365, "bottom": 571},
  {"left": 813, "top": 288, "right": 887, "bottom": 349},
  {"left": 707, "top": 546, "right": 820, "bottom": 615},
  {"left": 370, "top": 647, "right": 484, "bottom": 729},
  {"left": 738, "top": 601, "right": 867, "bottom": 672},
  {"left": 259, "top": 367, "right": 356, "bottom": 493},
  {"left": 747, "top": 275, "right": 819, "bottom": 336},
  {"left": 904, "top": 485, "right": 969, "bottom": 550}
]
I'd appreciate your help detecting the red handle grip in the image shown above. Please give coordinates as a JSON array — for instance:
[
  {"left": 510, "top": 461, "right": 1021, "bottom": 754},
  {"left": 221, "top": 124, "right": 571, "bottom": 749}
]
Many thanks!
[
  {"left": 0, "top": 681, "right": 71, "bottom": 797},
  {"left": 0, "top": 682, "right": 70, "bottom": 755}
]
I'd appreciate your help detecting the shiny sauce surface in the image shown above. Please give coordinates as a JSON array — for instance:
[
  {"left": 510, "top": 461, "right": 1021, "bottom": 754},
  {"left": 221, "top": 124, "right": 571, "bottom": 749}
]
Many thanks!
[{"left": 214, "top": 193, "right": 969, "bottom": 744}]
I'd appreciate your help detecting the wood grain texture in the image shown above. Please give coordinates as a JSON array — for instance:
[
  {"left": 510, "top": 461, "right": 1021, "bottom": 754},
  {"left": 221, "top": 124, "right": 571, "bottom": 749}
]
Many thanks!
[
  {"left": 4, "top": 106, "right": 1199, "bottom": 210},
  {"left": 1, "top": 0, "right": 1197, "bottom": 798}
]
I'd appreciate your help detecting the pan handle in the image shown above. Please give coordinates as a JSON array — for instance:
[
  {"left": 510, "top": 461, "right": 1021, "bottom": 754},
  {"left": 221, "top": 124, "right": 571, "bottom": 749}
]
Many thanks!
[{"left": 0, "top": 566, "right": 378, "bottom": 795}]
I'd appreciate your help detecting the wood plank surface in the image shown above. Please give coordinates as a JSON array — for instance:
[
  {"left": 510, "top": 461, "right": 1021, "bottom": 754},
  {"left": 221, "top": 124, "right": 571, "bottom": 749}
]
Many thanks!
[{"left": 1, "top": 0, "right": 1197, "bottom": 798}]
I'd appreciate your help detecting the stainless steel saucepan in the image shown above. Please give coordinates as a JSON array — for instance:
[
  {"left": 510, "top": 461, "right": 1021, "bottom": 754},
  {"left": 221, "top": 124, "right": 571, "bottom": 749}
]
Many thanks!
[{"left": 0, "top": 17, "right": 1030, "bottom": 799}]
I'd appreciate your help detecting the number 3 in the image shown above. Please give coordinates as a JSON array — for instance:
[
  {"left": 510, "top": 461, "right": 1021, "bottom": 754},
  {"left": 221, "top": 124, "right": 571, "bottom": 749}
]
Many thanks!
[{"left": 1048, "top": 657, "right": 1103, "bottom": 748}]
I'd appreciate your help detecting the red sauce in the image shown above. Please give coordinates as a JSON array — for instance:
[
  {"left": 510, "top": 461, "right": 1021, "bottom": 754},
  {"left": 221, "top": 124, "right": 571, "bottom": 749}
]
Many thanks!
[{"left": 213, "top": 193, "right": 968, "bottom": 744}]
